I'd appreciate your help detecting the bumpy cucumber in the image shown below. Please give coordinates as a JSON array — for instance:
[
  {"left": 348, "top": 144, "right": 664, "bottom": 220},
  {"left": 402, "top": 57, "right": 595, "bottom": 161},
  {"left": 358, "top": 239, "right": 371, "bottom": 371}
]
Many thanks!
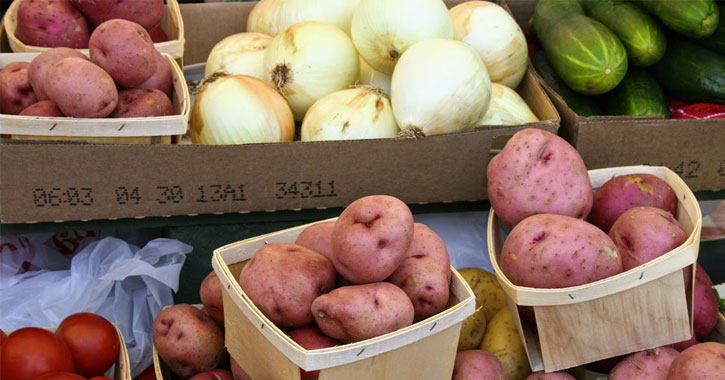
[
  {"left": 531, "top": 52, "right": 602, "bottom": 117},
  {"left": 633, "top": 0, "right": 719, "bottom": 39},
  {"left": 603, "top": 69, "right": 669, "bottom": 118}
]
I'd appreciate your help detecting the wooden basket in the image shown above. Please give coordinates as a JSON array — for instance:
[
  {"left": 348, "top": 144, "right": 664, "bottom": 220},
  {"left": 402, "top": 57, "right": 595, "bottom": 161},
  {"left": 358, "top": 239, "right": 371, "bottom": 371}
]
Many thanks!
[
  {"left": 0, "top": 52, "right": 189, "bottom": 144},
  {"left": 211, "top": 219, "right": 476, "bottom": 380},
  {"left": 3, "top": 0, "right": 184, "bottom": 60},
  {"left": 487, "top": 165, "right": 702, "bottom": 372}
]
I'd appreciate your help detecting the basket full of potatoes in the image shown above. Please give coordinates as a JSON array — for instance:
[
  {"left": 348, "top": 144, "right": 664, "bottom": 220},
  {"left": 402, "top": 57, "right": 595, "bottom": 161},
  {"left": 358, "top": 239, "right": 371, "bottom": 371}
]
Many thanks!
[{"left": 194, "top": 195, "right": 475, "bottom": 380}]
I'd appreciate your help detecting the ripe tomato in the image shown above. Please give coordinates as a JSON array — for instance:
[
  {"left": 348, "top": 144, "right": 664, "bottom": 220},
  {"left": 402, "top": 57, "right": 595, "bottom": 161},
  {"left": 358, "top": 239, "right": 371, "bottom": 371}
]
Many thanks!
[
  {"left": 36, "top": 372, "right": 87, "bottom": 380},
  {"left": 57, "top": 313, "right": 120, "bottom": 377},
  {"left": 88, "top": 377, "right": 114, "bottom": 380},
  {"left": 137, "top": 364, "right": 157, "bottom": 380},
  {"left": 0, "top": 328, "right": 7, "bottom": 345},
  {"left": 0, "top": 327, "right": 75, "bottom": 380}
]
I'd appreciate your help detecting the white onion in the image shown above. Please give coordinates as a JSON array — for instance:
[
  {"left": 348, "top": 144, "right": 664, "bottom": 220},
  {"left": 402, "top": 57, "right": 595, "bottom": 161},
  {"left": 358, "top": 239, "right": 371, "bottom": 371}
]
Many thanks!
[
  {"left": 478, "top": 83, "right": 539, "bottom": 126},
  {"left": 247, "top": 0, "right": 284, "bottom": 36},
  {"left": 301, "top": 86, "right": 398, "bottom": 141},
  {"left": 190, "top": 74, "right": 295, "bottom": 145},
  {"left": 276, "top": 0, "right": 361, "bottom": 37},
  {"left": 263, "top": 21, "right": 359, "bottom": 121},
  {"left": 351, "top": 0, "right": 453, "bottom": 75},
  {"left": 205, "top": 32, "right": 271, "bottom": 79},
  {"left": 391, "top": 39, "right": 491, "bottom": 137},
  {"left": 450, "top": 1, "right": 528, "bottom": 88},
  {"left": 358, "top": 57, "right": 391, "bottom": 95}
]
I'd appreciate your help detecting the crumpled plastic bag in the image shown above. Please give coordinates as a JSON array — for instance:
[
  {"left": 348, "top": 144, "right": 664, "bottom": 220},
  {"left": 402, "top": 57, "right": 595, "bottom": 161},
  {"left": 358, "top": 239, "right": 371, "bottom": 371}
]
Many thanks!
[{"left": 0, "top": 236, "right": 192, "bottom": 377}]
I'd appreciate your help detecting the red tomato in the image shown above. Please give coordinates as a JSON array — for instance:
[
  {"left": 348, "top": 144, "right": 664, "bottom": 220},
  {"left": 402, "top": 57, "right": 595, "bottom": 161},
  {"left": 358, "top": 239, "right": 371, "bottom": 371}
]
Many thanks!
[
  {"left": 0, "top": 328, "right": 7, "bottom": 346},
  {"left": 57, "top": 313, "right": 120, "bottom": 377},
  {"left": 137, "top": 365, "right": 157, "bottom": 380},
  {"left": 88, "top": 377, "right": 114, "bottom": 380},
  {"left": 35, "top": 372, "right": 87, "bottom": 380},
  {"left": 0, "top": 327, "right": 75, "bottom": 380}
]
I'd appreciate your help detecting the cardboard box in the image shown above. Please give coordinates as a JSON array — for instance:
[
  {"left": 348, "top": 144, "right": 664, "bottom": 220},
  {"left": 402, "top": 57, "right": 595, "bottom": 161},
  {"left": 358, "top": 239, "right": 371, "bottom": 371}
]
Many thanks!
[
  {"left": 506, "top": 0, "right": 725, "bottom": 192},
  {"left": 488, "top": 166, "right": 703, "bottom": 372},
  {"left": 211, "top": 219, "right": 475, "bottom": 380},
  {"left": 3, "top": 0, "right": 185, "bottom": 60},
  {"left": 0, "top": 52, "right": 190, "bottom": 144},
  {"left": 0, "top": 1, "right": 559, "bottom": 224}
]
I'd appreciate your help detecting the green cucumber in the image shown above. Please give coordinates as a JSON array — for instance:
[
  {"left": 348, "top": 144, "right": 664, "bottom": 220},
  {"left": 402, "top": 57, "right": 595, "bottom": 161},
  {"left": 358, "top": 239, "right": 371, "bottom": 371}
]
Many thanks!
[
  {"left": 581, "top": 0, "right": 667, "bottom": 67},
  {"left": 649, "top": 33, "right": 725, "bottom": 104},
  {"left": 602, "top": 69, "right": 669, "bottom": 118},
  {"left": 696, "top": 4, "right": 725, "bottom": 54},
  {"left": 531, "top": 52, "right": 602, "bottom": 117},
  {"left": 632, "top": 0, "right": 719, "bottom": 39},
  {"left": 531, "top": 0, "right": 628, "bottom": 95}
]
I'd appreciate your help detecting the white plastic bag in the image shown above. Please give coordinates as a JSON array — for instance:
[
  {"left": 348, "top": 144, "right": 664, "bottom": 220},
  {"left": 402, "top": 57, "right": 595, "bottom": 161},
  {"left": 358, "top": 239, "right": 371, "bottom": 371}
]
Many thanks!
[
  {"left": 0, "top": 237, "right": 192, "bottom": 377},
  {"left": 414, "top": 211, "right": 493, "bottom": 272}
]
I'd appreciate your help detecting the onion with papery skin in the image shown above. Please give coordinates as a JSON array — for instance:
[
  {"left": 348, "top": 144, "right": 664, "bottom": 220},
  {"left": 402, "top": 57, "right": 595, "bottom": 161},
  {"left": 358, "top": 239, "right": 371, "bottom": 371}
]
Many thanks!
[
  {"left": 263, "top": 21, "right": 359, "bottom": 121},
  {"left": 247, "top": 0, "right": 284, "bottom": 36},
  {"left": 450, "top": 1, "right": 528, "bottom": 89},
  {"left": 351, "top": 0, "right": 453, "bottom": 75},
  {"left": 205, "top": 32, "right": 271, "bottom": 79},
  {"left": 478, "top": 83, "right": 539, "bottom": 126},
  {"left": 301, "top": 86, "right": 399, "bottom": 141},
  {"left": 391, "top": 39, "right": 491, "bottom": 137},
  {"left": 358, "top": 57, "right": 391, "bottom": 95},
  {"left": 276, "top": 0, "right": 361, "bottom": 37},
  {"left": 190, "top": 74, "right": 294, "bottom": 145}
]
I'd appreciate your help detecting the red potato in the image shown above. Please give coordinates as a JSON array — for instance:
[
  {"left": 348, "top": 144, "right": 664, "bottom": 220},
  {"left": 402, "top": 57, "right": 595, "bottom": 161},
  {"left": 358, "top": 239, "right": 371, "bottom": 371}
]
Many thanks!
[
  {"left": 666, "top": 342, "right": 725, "bottom": 380},
  {"left": 19, "top": 100, "right": 64, "bottom": 117},
  {"left": 500, "top": 214, "right": 622, "bottom": 288},
  {"left": 692, "top": 279, "right": 718, "bottom": 338},
  {"left": 240, "top": 243, "right": 336, "bottom": 328},
  {"left": 0, "top": 62, "right": 37, "bottom": 115},
  {"left": 200, "top": 271, "right": 224, "bottom": 324},
  {"left": 189, "top": 369, "right": 234, "bottom": 380},
  {"left": 72, "top": 0, "right": 165, "bottom": 29},
  {"left": 230, "top": 358, "right": 252, "bottom": 380},
  {"left": 110, "top": 88, "right": 173, "bottom": 118},
  {"left": 609, "top": 347, "right": 680, "bottom": 380},
  {"left": 89, "top": 19, "right": 157, "bottom": 88},
  {"left": 331, "top": 195, "right": 414, "bottom": 284},
  {"left": 386, "top": 223, "right": 451, "bottom": 321},
  {"left": 311, "top": 282, "right": 415, "bottom": 343},
  {"left": 452, "top": 350, "right": 508, "bottom": 380},
  {"left": 147, "top": 25, "right": 169, "bottom": 43},
  {"left": 295, "top": 221, "right": 335, "bottom": 262},
  {"left": 589, "top": 173, "right": 677, "bottom": 233},
  {"left": 487, "top": 128, "right": 593, "bottom": 227},
  {"left": 152, "top": 304, "right": 225, "bottom": 378},
  {"left": 137, "top": 49, "right": 172, "bottom": 97},
  {"left": 288, "top": 326, "right": 339, "bottom": 380},
  {"left": 608, "top": 207, "right": 687, "bottom": 271},
  {"left": 525, "top": 372, "right": 575, "bottom": 380},
  {"left": 28, "top": 47, "right": 88, "bottom": 100},
  {"left": 44, "top": 57, "right": 118, "bottom": 118},
  {"left": 15, "top": 0, "right": 89, "bottom": 48},
  {"left": 667, "top": 335, "right": 699, "bottom": 352}
]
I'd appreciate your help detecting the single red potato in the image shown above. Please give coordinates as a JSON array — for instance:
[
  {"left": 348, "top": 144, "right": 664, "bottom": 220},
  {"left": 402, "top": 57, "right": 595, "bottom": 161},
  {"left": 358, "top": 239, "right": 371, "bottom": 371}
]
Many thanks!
[
  {"left": 608, "top": 347, "right": 679, "bottom": 380},
  {"left": 386, "top": 223, "right": 451, "bottom": 321},
  {"left": 72, "top": 0, "right": 165, "bottom": 29},
  {"left": 240, "top": 243, "right": 336, "bottom": 328},
  {"left": 89, "top": 19, "right": 157, "bottom": 88},
  {"left": 200, "top": 271, "right": 224, "bottom": 324},
  {"left": 331, "top": 195, "right": 414, "bottom": 284},
  {"left": 589, "top": 173, "right": 677, "bottom": 233},
  {"left": 667, "top": 334, "right": 699, "bottom": 352},
  {"left": 666, "top": 342, "right": 725, "bottom": 380},
  {"left": 288, "top": 326, "right": 339, "bottom": 380},
  {"left": 608, "top": 207, "right": 687, "bottom": 271},
  {"left": 189, "top": 369, "right": 233, "bottom": 380},
  {"left": 500, "top": 214, "right": 622, "bottom": 288},
  {"left": 0, "top": 62, "right": 37, "bottom": 115},
  {"left": 137, "top": 50, "right": 173, "bottom": 97},
  {"left": 110, "top": 88, "right": 173, "bottom": 118},
  {"left": 452, "top": 350, "right": 507, "bottom": 380},
  {"left": 311, "top": 282, "right": 415, "bottom": 343},
  {"left": 487, "top": 128, "right": 594, "bottom": 227},
  {"left": 295, "top": 221, "right": 336, "bottom": 262},
  {"left": 19, "top": 100, "right": 64, "bottom": 117},
  {"left": 692, "top": 279, "right": 718, "bottom": 338},
  {"left": 525, "top": 372, "right": 576, "bottom": 380},
  {"left": 15, "top": 0, "right": 89, "bottom": 48},
  {"left": 28, "top": 47, "right": 88, "bottom": 100},
  {"left": 43, "top": 57, "right": 118, "bottom": 118}
]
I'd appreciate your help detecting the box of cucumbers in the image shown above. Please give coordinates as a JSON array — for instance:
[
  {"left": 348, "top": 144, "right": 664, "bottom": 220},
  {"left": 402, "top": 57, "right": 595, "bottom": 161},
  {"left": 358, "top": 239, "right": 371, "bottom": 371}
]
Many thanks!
[{"left": 523, "top": 0, "right": 724, "bottom": 192}]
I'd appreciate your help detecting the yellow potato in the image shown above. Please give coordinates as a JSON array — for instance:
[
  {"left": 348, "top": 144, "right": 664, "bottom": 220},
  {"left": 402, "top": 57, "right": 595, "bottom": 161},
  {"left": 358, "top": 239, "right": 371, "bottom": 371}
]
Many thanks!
[
  {"left": 458, "top": 267, "right": 508, "bottom": 321},
  {"left": 480, "top": 307, "right": 531, "bottom": 380},
  {"left": 457, "top": 305, "right": 486, "bottom": 351}
]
